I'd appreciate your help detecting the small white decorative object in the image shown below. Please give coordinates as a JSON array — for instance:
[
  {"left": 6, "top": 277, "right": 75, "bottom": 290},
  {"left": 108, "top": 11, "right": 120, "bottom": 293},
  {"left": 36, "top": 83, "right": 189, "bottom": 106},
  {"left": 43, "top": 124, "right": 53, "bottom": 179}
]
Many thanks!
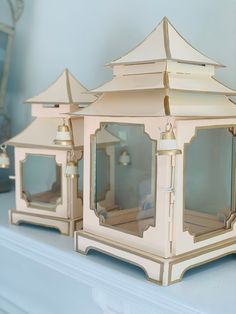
[
  {"left": 157, "top": 122, "right": 181, "bottom": 155},
  {"left": 54, "top": 118, "right": 73, "bottom": 146},
  {"left": 119, "top": 149, "right": 131, "bottom": 166},
  {"left": 65, "top": 160, "right": 79, "bottom": 179},
  {"left": 0, "top": 145, "right": 10, "bottom": 168}
]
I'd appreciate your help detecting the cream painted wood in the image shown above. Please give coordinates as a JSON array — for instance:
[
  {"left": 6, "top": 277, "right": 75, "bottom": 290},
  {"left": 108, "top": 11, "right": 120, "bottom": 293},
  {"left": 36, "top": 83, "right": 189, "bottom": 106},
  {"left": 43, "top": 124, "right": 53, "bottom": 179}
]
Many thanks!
[
  {"left": 67, "top": 149, "right": 83, "bottom": 220},
  {"left": 7, "top": 69, "right": 96, "bottom": 235},
  {"left": 111, "top": 19, "right": 166, "bottom": 65},
  {"left": 8, "top": 117, "right": 84, "bottom": 149},
  {"left": 110, "top": 17, "right": 221, "bottom": 66},
  {"left": 168, "top": 91, "right": 236, "bottom": 117},
  {"left": 92, "top": 71, "right": 235, "bottom": 95},
  {"left": 168, "top": 73, "right": 236, "bottom": 94},
  {"left": 92, "top": 73, "right": 164, "bottom": 93},
  {"left": 9, "top": 117, "right": 83, "bottom": 233},
  {"left": 166, "top": 61, "right": 215, "bottom": 76},
  {"left": 71, "top": 117, "right": 84, "bottom": 148},
  {"left": 26, "top": 69, "right": 97, "bottom": 105},
  {"left": 12, "top": 145, "right": 83, "bottom": 234},
  {"left": 167, "top": 21, "right": 220, "bottom": 66},
  {"left": 74, "top": 89, "right": 236, "bottom": 118},
  {"left": 112, "top": 61, "right": 215, "bottom": 78},
  {"left": 31, "top": 104, "right": 79, "bottom": 118},
  {"left": 73, "top": 17, "right": 236, "bottom": 284},
  {"left": 76, "top": 116, "right": 236, "bottom": 284},
  {"left": 76, "top": 231, "right": 164, "bottom": 284},
  {"left": 75, "top": 231, "right": 236, "bottom": 286},
  {"left": 9, "top": 210, "right": 82, "bottom": 236},
  {"left": 97, "top": 145, "right": 116, "bottom": 210},
  {"left": 15, "top": 146, "right": 83, "bottom": 220},
  {"left": 169, "top": 239, "right": 236, "bottom": 284},
  {"left": 73, "top": 91, "right": 166, "bottom": 117},
  {"left": 112, "top": 62, "right": 167, "bottom": 76}
]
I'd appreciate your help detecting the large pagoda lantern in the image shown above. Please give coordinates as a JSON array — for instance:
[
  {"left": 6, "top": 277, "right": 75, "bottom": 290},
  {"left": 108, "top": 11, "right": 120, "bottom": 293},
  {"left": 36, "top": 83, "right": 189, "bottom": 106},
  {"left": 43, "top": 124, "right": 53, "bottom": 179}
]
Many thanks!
[
  {"left": 74, "top": 17, "right": 236, "bottom": 285},
  {"left": 8, "top": 69, "right": 97, "bottom": 235}
]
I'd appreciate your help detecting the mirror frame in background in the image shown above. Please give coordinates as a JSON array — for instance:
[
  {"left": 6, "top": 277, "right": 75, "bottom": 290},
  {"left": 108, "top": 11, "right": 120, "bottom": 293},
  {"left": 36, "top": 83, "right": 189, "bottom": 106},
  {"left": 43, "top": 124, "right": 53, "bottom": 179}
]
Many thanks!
[
  {"left": 0, "top": 0, "right": 24, "bottom": 192},
  {"left": 0, "top": 0, "right": 24, "bottom": 112}
]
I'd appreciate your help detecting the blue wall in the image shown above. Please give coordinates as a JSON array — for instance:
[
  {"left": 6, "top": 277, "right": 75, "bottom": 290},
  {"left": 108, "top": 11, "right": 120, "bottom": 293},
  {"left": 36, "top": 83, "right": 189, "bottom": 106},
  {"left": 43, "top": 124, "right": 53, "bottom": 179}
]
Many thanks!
[
  {"left": 7, "top": 0, "right": 236, "bottom": 132},
  {"left": 5, "top": 0, "right": 236, "bottom": 173}
]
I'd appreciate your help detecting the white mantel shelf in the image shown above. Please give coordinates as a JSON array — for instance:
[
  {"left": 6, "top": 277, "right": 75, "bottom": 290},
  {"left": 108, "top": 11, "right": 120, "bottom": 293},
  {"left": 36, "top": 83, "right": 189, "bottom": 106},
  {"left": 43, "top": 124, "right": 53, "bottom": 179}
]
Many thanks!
[{"left": 0, "top": 191, "right": 236, "bottom": 314}]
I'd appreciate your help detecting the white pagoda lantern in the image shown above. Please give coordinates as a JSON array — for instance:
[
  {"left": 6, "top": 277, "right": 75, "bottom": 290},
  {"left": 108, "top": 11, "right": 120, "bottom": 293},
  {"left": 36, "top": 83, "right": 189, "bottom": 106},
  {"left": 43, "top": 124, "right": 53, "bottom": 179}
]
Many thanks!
[
  {"left": 8, "top": 69, "right": 97, "bottom": 235},
  {"left": 74, "top": 17, "right": 236, "bottom": 285}
]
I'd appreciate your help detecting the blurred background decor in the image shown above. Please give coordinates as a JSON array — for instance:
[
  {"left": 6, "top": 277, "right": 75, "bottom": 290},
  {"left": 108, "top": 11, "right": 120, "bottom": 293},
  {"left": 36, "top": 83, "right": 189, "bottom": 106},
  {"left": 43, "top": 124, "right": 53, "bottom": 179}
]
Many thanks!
[{"left": 0, "top": 0, "right": 24, "bottom": 192}]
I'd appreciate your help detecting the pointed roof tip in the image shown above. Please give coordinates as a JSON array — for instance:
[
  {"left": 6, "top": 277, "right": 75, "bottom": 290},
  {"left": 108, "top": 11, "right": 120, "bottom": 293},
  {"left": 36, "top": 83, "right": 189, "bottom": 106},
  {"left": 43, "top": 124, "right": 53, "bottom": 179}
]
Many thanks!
[
  {"left": 162, "top": 16, "right": 169, "bottom": 23},
  {"left": 155, "top": 16, "right": 169, "bottom": 31},
  {"left": 109, "top": 17, "right": 224, "bottom": 68},
  {"left": 25, "top": 68, "right": 97, "bottom": 105},
  {"left": 61, "top": 68, "right": 79, "bottom": 78},
  {"left": 62, "top": 67, "right": 74, "bottom": 77}
]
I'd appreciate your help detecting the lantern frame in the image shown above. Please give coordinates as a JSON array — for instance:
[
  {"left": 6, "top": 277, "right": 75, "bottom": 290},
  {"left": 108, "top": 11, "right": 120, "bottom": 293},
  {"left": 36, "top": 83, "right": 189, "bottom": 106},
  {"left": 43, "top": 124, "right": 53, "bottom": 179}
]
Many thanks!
[
  {"left": 74, "top": 17, "right": 236, "bottom": 285},
  {"left": 8, "top": 69, "right": 97, "bottom": 235}
]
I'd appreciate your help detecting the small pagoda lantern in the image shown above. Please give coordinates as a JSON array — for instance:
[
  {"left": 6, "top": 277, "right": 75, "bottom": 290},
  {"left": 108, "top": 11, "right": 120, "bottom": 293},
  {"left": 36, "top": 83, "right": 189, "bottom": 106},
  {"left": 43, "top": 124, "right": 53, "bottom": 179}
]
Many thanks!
[
  {"left": 8, "top": 69, "right": 97, "bottom": 235},
  {"left": 74, "top": 17, "right": 236, "bottom": 285}
]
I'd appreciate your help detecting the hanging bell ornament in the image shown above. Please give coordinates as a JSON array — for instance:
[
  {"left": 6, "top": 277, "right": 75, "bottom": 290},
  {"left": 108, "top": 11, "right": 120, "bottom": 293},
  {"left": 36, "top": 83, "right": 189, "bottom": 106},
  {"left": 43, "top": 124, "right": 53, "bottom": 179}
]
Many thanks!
[
  {"left": 157, "top": 123, "right": 182, "bottom": 156},
  {"left": 119, "top": 149, "right": 131, "bottom": 166},
  {"left": 65, "top": 160, "right": 79, "bottom": 179},
  {"left": 0, "top": 145, "right": 10, "bottom": 168},
  {"left": 54, "top": 118, "right": 72, "bottom": 146}
]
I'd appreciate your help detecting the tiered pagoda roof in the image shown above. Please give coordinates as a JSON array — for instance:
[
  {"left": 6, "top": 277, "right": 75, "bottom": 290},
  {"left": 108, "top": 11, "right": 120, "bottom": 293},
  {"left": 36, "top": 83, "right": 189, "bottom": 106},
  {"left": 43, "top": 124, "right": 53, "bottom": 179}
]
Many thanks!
[
  {"left": 26, "top": 68, "right": 97, "bottom": 106},
  {"left": 8, "top": 69, "right": 97, "bottom": 149},
  {"left": 74, "top": 17, "right": 236, "bottom": 117}
]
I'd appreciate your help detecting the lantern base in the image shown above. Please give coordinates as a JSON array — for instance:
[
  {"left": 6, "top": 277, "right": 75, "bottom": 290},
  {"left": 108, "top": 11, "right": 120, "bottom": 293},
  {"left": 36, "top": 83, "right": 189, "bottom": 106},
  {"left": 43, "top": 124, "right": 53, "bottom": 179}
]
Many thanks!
[
  {"left": 75, "top": 230, "right": 236, "bottom": 286},
  {"left": 9, "top": 209, "right": 82, "bottom": 236}
]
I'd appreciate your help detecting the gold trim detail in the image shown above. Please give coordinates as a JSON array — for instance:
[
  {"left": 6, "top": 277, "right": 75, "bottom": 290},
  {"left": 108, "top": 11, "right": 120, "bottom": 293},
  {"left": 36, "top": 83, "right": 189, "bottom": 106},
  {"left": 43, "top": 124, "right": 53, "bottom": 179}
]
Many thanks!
[
  {"left": 75, "top": 230, "right": 164, "bottom": 285},
  {"left": 163, "top": 17, "right": 171, "bottom": 59},
  {"left": 54, "top": 139, "right": 73, "bottom": 146},
  {"left": 76, "top": 232, "right": 236, "bottom": 286},
  {"left": 164, "top": 95, "right": 170, "bottom": 116},
  {"left": 168, "top": 236, "right": 236, "bottom": 285},
  {"left": 9, "top": 209, "right": 82, "bottom": 236}
]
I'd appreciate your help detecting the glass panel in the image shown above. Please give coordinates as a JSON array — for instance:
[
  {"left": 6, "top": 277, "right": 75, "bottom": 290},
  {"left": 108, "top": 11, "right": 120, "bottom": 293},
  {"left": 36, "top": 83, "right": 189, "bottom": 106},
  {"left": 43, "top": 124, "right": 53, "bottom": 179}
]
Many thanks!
[
  {"left": 96, "top": 148, "right": 110, "bottom": 202},
  {"left": 91, "top": 123, "right": 156, "bottom": 237},
  {"left": 21, "top": 155, "right": 62, "bottom": 210},
  {"left": 184, "top": 127, "right": 235, "bottom": 237},
  {"left": 78, "top": 151, "right": 108, "bottom": 200},
  {"left": 77, "top": 156, "right": 83, "bottom": 199},
  {"left": 0, "top": 31, "right": 8, "bottom": 83},
  {"left": 0, "top": 31, "right": 10, "bottom": 189}
]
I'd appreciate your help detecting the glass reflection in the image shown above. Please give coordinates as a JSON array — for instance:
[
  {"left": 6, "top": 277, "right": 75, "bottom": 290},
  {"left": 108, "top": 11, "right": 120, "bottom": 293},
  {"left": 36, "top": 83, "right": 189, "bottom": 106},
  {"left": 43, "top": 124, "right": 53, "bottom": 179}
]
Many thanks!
[
  {"left": 92, "top": 123, "right": 156, "bottom": 237},
  {"left": 21, "top": 154, "right": 62, "bottom": 209},
  {"left": 0, "top": 31, "right": 7, "bottom": 83},
  {"left": 77, "top": 156, "right": 83, "bottom": 199},
  {"left": 184, "top": 127, "right": 235, "bottom": 237}
]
